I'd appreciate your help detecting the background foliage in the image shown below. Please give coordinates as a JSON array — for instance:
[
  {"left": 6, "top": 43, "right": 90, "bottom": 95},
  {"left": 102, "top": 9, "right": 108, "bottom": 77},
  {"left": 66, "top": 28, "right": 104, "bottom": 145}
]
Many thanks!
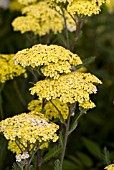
[{"left": 0, "top": 3, "right": 114, "bottom": 170}]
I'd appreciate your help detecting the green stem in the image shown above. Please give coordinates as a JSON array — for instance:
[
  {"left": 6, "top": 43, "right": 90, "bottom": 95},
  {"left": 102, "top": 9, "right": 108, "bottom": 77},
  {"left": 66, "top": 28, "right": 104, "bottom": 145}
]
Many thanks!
[
  {"left": 60, "top": 107, "right": 72, "bottom": 169},
  {"left": 17, "top": 163, "right": 24, "bottom": 170},
  {"left": 71, "top": 16, "right": 87, "bottom": 52},
  {"left": 60, "top": 104, "right": 84, "bottom": 169},
  {"left": 28, "top": 145, "right": 40, "bottom": 166},
  {"left": 50, "top": 100, "right": 66, "bottom": 125},
  {"left": 29, "top": 68, "right": 38, "bottom": 82},
  {"left": 15, "top": 139, "right": 24, "bottom": 153},
  {"left": 68, "top": 111, "right": 84, "bottom": 135},
  {"left": 61, "top": 8, "right": 70, "bottom": 50}
]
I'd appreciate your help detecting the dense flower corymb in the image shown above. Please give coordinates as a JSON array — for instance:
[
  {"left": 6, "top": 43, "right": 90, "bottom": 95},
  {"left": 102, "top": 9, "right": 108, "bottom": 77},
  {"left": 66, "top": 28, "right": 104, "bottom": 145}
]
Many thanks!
[
  {"left": 0, "top": 111, "right": 59, "bottom": 154},
  {"left": 0, "top": 54, "right": 27, "bottom": 83},
  {"left": 67, "top": 0, "right": 108, "bottom": 16},
  {"left": 12, "top": 1, "right": 76, "bottom": 36},
  {"left": 12, "top": 1, "right": 64, "bottom": 36},
  {"left": 14, "top": 44, "right": 82, "bottom": 79},
  {"left": 52, "top": 0, "right": 108, "bottom": 16},
  {"left": 30, "top": 71, "right": 102, "bottom": 109}
]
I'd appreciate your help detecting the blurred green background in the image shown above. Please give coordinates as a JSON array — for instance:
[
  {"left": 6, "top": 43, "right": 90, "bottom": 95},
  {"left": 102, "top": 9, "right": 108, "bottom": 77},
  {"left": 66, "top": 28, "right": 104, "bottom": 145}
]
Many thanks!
[{"left": 0, "top": 1, "right": 114, "bottom": 170}]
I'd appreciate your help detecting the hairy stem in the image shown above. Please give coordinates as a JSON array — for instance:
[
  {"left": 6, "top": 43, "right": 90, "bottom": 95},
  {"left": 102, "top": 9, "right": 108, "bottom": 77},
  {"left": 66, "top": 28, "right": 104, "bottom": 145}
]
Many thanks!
[
  {"left": 71, "top": 16, "right": 87, "bottom": 52},
  {"left": 60, "top": 107, "right": 72, "bottom": 169}
]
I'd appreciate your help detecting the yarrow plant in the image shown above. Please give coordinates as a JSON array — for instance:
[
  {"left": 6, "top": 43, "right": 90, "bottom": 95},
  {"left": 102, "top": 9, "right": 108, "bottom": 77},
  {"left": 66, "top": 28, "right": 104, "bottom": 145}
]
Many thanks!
[{"left": 0, "top": 0, "right": 109, "bottom": 169}]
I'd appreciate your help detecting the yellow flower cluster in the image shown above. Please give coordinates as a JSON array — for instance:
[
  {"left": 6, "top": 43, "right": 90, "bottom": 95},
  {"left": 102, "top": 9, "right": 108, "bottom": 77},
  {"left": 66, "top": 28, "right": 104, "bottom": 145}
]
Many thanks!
[
  {"left": 0, "top": 111, "right": 59, "bottom": 154},
  {"left": 67, "top": 0, "right": 107, "bottom": 16},
  {"left": 28, "top": 99, "right": 69, "bottom": 120},
  {"left": 14, "top": 44, "right": 82, "bottom": 79},
  {"left": 52, "top": 0, "right": 108, "bottom": 16},
  {"left": 12, "top": 0, "right": 76, "bottom": 35},
  {"left": 0, "top": 54, "right": 27, "bottom": 83},
  {"left": 12, "top": 1, "right": 64, "bottom": 36},
  {"left": 30, "top": 71, "right": 102, "bottom": 109},
  {"left": 105, "top": 164, "right": 114, "bottom": 170}
]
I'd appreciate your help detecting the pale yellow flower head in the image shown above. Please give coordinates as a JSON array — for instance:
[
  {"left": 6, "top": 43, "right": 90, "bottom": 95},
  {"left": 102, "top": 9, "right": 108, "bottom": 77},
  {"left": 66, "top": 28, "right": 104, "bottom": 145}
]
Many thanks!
[
  {"left": 12, "top": 1, "right": 76, "bottom": 35},
  {"left": 52, "top": 0, "right": 108, "bottom": 16},
  {"left": 0, "top": 111, "right": 59, "bottom": 154},
  {"left": 14, "top": 44, "right": 82, "bottom": 79},
  {"left": 30, "top": 71, "right": 102, "bottom": 109},
  {"left": 12, "top": 1, "right": 63, "bottom": 36},
  {"left": 67, "top": 0, "right": 107, "bottom": 16},
  {"left": 0, "top": 54, "right": 27, "bottom": 83},
  {"left": 105, "top": 164, "right": 114, "bottom": 170}
]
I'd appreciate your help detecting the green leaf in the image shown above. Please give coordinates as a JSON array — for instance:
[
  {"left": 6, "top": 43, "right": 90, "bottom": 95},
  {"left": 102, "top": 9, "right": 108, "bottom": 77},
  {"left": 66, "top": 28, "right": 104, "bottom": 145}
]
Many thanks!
[
  {"left": 76, "top": 152, "right": 93, "bottom": 167},
  {"left": 75, "top": 56, "right": 96, "bottom": 70},
  {"left": 12, "top": 163, "right": 20, "bottom": 170},
  {"left": 68, "top": 119, "right": 78, "bottom": 135},
  {"left": 103, "top": 147, "right": 111, "bottom": 165},
  {"left": 82, "top": 137, "right": 101, "bottom": 159},
  {"left": 68, "top": 155, "right": 83, "bottom": 167},
  {"left": 54, "top": 159, "right": 61, "bottom": 170},
  {"left": 68, "top": 112, "right": 84, "bottom": 135},
  {"left": 63, "top": 160, "right": 78, "bottom": 170},
  {"left": 42, "top": 146, "right": 62, "bottom": 163}
]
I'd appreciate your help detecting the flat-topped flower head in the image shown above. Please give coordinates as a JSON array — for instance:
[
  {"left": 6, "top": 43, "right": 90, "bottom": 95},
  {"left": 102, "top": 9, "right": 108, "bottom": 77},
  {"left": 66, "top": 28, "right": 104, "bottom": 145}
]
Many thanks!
[
  {"left": 67, "top": 0, "right": 108, "bottom": 16},
  {"left": 12, "top": 1, "right": 76, "bottom": 36},
  {"left": 12, "top": 1, "right": 64, "bottom": 36},
  {"left": 105, "top": 164, "right": 114, "bottom": 170},
  {"left": 0, "top": 111, "right": 59, "bottom": 154},
  {"left": 0, "top": 54, "right": 27, "bottom": 83},
  {"left": 14, "top": 44, "right": 82, "bottom": 79},
  {"left": 28, "top": 99, "right": 69, "bottom": 121},
  {"left": 30, "top": 71, "right": 102, "bottom": 109},
  {"left": 51, "top": 0, "right": 108, "bottom": 16}
]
